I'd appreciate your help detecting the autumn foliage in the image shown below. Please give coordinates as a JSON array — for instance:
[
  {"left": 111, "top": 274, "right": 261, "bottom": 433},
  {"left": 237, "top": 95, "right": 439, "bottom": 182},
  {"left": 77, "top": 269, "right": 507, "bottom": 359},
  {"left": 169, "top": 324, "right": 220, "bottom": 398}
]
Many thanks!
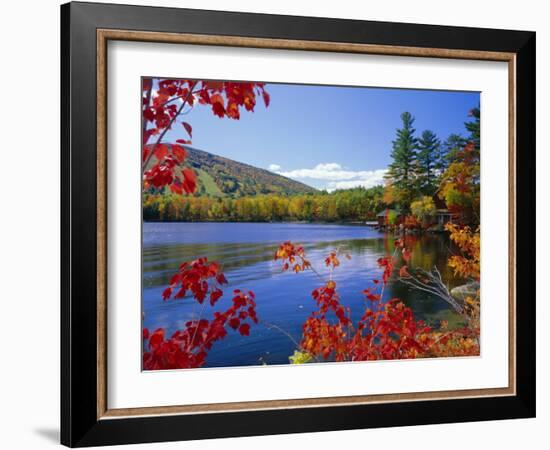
[
  {"left": 142, "top": 78, "right": 480, "bottom": 370},
  {"left": 274, "top": 239, "right": 480, "bottom": 363},
  {"left": 142, "top": 78, "right": 270, "bottom": 196},
  {"left": 439, "top": 142, "right": 480, "bottom": 223},
  {"left": 445, "top": 223, "right": 481, "bottom": 329},
  {"left": 445, "top": 223, "right": 480, "bottom": 281},
  {"left": 143, "top": 285, "right": 257, "bottom": 370},
  {"left": 142, "top": 78, "right": 269, "bottom": 370}
]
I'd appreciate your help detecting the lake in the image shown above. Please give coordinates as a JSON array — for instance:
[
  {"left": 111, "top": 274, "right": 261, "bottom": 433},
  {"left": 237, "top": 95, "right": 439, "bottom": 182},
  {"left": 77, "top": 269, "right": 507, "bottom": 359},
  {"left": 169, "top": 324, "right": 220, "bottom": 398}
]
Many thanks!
[{"left": 142, "top": 222, "right": 464, "bottom": 368}]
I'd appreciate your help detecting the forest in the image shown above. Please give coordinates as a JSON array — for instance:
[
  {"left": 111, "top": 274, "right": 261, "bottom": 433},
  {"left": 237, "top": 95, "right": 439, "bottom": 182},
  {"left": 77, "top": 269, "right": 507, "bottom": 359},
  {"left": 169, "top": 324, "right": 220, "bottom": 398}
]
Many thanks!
[
  {"left": 383, "top": 108, "right": 480, "bottom": 226},
  {"left": 143, "top": 106, "right": 480, "bottom": 228},
  {"left": 143, "top": 186, "right": 384, "bottom": 222},
  {"left": 141, "top": 78, "right": 481, "bottom": 371}
]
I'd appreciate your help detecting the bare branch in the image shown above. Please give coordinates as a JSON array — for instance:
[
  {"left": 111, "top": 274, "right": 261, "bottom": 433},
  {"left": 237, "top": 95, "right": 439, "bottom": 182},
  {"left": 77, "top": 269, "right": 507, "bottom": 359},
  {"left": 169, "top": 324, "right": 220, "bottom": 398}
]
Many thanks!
[{"left": 398, "top": 267, "right": 465, "bottom": 314}]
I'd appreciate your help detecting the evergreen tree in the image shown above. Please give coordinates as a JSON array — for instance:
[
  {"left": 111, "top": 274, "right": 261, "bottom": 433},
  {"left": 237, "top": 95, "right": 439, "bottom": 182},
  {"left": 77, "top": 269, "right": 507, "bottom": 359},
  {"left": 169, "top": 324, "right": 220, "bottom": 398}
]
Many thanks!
[
  {"left": 465, "top": 106, "right": 480, "bottom": 151},
  {"left": 465, "top": 105, "right": 481, "bottom": 188},
  {"left": 416, "top": 129, "right": 441, "bottom": 195},
  {"left": 385, "top": 112, "right": 418, "bottom": 210},
  {"left": 442, "top": 133, "right": 467, "bottom": 167}
]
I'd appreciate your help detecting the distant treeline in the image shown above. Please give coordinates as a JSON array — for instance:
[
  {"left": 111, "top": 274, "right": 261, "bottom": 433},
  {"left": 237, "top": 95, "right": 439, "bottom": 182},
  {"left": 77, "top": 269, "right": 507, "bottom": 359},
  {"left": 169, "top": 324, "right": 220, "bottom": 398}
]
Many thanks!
[{"left": 143, "top": 186, "right": 384, "bottom": 222}]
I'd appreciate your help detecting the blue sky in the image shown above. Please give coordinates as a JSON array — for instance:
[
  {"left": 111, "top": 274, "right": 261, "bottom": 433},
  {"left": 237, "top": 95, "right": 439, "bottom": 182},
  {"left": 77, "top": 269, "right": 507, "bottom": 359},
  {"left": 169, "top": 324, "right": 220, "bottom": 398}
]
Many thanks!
[{"left": 159, "top": 82, "right": 479, "bottom": 191}]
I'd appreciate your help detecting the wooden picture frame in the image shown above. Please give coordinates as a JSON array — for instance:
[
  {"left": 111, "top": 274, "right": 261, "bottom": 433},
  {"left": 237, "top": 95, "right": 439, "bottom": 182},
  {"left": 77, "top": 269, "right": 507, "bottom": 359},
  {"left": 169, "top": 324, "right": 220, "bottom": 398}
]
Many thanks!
[{"left": 61, "top": 1, "right": 535, "bottom": 447}]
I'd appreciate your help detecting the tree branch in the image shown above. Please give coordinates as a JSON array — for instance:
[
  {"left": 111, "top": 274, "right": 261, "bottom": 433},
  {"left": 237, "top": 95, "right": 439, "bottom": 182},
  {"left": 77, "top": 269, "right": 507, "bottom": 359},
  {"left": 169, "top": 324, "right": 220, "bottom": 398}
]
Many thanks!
[
  {"left": 142, "top": 81, "right": 199, "bottom": 172},
  {"left": 398, "top": 268, "right": 465, "bottom": 314}
]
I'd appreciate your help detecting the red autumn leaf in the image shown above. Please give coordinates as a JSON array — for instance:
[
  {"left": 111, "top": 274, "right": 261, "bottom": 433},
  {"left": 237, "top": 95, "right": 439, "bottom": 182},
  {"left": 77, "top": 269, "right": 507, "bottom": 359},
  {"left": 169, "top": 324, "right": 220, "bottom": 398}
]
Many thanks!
[
  {"left": 142, "top": 147, "right": 150, "bottom": 163},
  {"left": 172, "top": 144, "right": 187, "bottom": 163},
  {"left": 402, "top": 248, "right": 412, "bottom": 262},
  {"left": 143, "top": 328, "right": 149, "bottom": 339},
  {"left": 226, "top": 102, "right": 240, "bottom": 119},
  {"left": 149, "top": 328, "right": 164, "bottom": 349},
  {"left": 363, "top": 289, "right": 381, "bottom": 302},
  {"left": 198, "top": 88, "right": 211, "bottom": 104},
  {"left": 182, "top": 121, "right": 193, "bottom": 138},
  {"left": 162, "top": 286, "right": 172, "bottom": 300},
  {"left": 210, "top": 93, "right": 225, "bottom": 118},
  {"left": 212, "top": 102, "right": 225, "bottom": 118},
  {"left": 238, "top": 323, "right": 251, "bottom": 336},
  {"left": 154, "top": 144, "right": 169, "bottom": 161},
  {"left": 169, "top": 178, "right": 183, "bottom": 195},
  {"left": 248, "top": 307, "right": 258, "bottom": 324},
  {"left": 233, "top": 294, "right": 247, "bottom": 308},
  {"left": 141, "top": 81, "right": 276, "bottom": 370},
  {"left": 324, "top": 252, "right": 340, "bottom": 269},
  {"left": 377, "top": 256, "right": 394, "bottom": 284},
  {"left": 182, "top": 168, "right": 197, "bottom": 194},
  {"left": 174, "top": 287, "right": 186, "bottom": 299},
  {"left": 143, "top": 128, "right": 157, "bottom": 145},
  {"left": 262, "top": 90, "right": 270, "bottom": 107},
  {"left": 207, "top": 261, "right": 220, "bottom": 275},
  {"left": 143, "top": 108, "right": 155, "bottom": 122},
  {"left": 228, "top": 318, "right": 240, "bottom": 330},
  {"left": 399, "top": 265, "right": 411, "bottom": 278},
  {"left": 144, "top": 164, "right": 174, "bottom": 189},
  {"left": 210, "top": 288, "right": 223, "bottom": 306},
  {"left": 216, "top": 273, "right": 228, "bottom": 285}
]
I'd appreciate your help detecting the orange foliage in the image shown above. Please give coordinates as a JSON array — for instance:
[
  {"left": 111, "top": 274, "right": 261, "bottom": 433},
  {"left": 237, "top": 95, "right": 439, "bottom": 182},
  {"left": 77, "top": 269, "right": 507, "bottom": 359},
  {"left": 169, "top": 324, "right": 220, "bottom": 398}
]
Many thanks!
[
  {"left": 402, "top": 215, "right": 421, "bottom": 230},
  {"left": 274, "top": 241, "right": 312, "bottom": 273},
  {"left": 438, "top": 142, "right": 480, "bottom": 222},
  {"left": 445, "top": 223, "right": 480, "bottom": 281},
  {"left": 275, "top": 243, "right": 479, "bottom": 363}
]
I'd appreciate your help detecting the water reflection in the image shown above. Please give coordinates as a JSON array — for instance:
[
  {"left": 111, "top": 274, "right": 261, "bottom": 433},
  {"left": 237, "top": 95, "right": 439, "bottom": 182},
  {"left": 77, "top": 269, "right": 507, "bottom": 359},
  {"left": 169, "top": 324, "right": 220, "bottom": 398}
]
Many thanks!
[{"left": 142, "top": 222, "right": 465, "bottom": 367}]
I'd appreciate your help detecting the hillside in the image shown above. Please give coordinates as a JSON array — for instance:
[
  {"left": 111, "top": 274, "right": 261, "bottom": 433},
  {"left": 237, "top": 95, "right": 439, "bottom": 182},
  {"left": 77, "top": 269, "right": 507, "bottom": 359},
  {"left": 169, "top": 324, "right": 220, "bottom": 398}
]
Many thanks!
[{"left": 145, "top": 144, "right": 317, "bottom": 197}]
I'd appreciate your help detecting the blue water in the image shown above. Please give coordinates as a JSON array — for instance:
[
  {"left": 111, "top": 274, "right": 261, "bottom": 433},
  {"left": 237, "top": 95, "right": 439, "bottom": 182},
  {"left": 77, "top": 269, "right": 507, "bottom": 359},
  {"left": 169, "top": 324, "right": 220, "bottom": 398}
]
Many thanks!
[{"left": 142, "top": 222, "right": 461, "bottom": 368}]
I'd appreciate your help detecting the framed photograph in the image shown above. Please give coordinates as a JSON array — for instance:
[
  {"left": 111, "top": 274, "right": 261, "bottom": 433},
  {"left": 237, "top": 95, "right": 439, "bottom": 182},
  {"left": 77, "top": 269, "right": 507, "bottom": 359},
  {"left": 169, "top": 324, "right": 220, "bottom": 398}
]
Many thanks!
[{"left": 61, "top": 1, "right": 536, "bottom": 447}]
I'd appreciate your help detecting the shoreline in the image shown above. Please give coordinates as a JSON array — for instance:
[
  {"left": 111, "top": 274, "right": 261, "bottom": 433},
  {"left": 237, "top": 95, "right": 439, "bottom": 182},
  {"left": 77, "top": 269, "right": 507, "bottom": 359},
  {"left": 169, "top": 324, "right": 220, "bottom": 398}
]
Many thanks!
[
  {"left": 143, "top": 219, "right": 378, "bottom": 226},
  {"left": 142, "top": 220, "right": 450, "bottom": 234}
]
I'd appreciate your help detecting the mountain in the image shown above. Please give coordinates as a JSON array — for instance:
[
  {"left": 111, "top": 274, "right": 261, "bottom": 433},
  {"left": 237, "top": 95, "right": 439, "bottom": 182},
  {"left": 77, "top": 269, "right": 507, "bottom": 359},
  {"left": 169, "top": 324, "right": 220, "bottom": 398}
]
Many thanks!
[{"left": 145, "top": 144, "right": 317, "bottom": 197}]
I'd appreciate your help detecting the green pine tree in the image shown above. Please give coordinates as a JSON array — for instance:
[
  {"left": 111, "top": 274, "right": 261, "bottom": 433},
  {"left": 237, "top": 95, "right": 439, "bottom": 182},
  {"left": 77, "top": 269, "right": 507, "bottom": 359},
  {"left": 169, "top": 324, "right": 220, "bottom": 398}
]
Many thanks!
[
  {"left": 465, "top": 106, "right": 480, "bottom": 151},
  {"left": 416, "top": 129, "right": 441, "bottom": 195},
  {"left": 385, "top": 112, "right": 418, "bottom": 210},
  {"left": 443, "top": 133, "right": 467, "bottom": 166}
]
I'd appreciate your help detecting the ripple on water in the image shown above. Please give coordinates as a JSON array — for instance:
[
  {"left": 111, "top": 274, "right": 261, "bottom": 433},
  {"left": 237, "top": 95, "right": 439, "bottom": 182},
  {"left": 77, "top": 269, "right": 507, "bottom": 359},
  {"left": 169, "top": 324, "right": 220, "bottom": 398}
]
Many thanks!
[{"left": 142, "top": 222, "right": 465, "bottom": 368}]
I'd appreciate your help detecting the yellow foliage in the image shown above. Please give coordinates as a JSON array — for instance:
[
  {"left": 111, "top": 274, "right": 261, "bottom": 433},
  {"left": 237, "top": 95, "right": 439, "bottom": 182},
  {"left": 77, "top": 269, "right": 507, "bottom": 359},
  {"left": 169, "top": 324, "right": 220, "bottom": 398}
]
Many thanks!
[
  {"left": 382, "top": 184, "right": 395, "bottom": 205},
  {"left": 410, "top": 196, "right": 436, "bottom": 223},
  {"left": 446, "top": 223, "right": 481, "bottom": 327},
  {"left": 289, "top": 350, "right": 313, "bottom": 364},
  {"left": 445, "top": 223, "right": 480, "bottom": 280}
]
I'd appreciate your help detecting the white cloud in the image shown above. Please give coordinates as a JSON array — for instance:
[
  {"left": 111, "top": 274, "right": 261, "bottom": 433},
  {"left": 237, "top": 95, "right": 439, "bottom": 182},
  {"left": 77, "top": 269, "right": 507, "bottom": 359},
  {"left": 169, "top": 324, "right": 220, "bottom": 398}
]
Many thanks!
[
  {"left": 268, "top": 164, "right": 282, "bottom": 172},
  {"left": 271, "top": 162, "right": 387, "bottom": 191},
  {"left": 314, "top": 163, "right": 343, "bottom": 172},
  {"left": 326, "top": 172, "right": 387, "bottom": 191}
]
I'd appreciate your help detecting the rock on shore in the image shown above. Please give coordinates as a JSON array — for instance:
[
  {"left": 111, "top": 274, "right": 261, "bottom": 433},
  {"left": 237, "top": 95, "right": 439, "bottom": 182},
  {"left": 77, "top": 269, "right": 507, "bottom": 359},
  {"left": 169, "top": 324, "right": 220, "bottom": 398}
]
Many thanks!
[{"left": 450, "top": 282, "right": 480, "bottom": 300}]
